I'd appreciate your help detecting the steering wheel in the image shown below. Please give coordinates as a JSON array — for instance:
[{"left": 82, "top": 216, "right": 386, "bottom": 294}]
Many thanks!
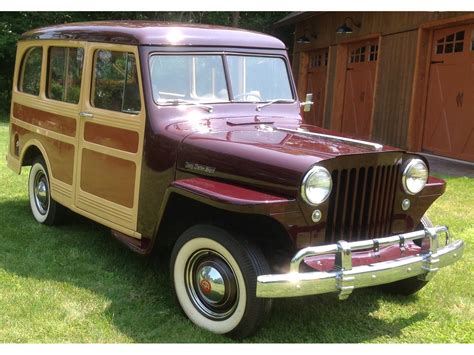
[{"left": 233, "top": 91, "right": 262, "bottom": 101}]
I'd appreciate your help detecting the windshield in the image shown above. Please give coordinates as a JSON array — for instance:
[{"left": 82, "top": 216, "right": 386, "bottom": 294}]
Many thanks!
[
  {"left": 150, "top": 55, "right": 229, "bottom": 104},
  {"left": 149, "top": 54, "right": 294, "bottom": 105},
  {"left": 227, "top": 55, "right": 293, "bottom": 102}
]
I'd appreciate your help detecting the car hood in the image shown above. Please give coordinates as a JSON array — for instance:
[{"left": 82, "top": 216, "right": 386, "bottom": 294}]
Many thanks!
[{"left": 176, "top": 118, "right": 403, "bottom": 197}]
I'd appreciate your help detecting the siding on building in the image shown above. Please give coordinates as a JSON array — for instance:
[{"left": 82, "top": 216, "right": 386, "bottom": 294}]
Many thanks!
[{"left": 290, "top": 11, "right": 471, "bottom": 150}]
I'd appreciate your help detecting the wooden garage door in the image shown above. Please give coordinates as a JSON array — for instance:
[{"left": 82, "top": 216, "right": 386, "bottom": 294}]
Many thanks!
[
  {"left": 304, "top": 48, "right": 328, "bottom": 127},
  {"left": 422, "top": 23, "right": 474, "bottom": 162},
  {"left": 341, "top": 40, "right": 379, "bottom": 140}
]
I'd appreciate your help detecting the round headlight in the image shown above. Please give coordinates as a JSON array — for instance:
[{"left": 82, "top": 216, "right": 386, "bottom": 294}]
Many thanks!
[
  {"left": 402, "top": 159, "right": 428, "bottom": 195},
  {"left": 301, "top": 166, "right": 332, "bottom": 205}
]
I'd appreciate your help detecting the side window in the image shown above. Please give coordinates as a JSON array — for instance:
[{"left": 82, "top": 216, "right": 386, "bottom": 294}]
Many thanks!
[
  {"left": 18, "top": 47, "right": 43, "bottom": 95},
  {"left": 92, "top": 50, "right": 141, "bottom": 114},
  {"left": 47, "top": 47, "right": 84, "bottom": 104}
]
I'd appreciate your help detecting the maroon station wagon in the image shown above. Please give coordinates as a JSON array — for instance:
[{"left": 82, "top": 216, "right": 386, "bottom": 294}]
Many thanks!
[{"left": 7, "top": 21, "right": 465, "bottom": 339}]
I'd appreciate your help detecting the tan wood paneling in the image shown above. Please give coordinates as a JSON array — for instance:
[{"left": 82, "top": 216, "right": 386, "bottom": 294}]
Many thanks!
[
  {"left": 323, "top": 45, "right": 337, "bottom": 128},
  {"left": 80, "top": 148, "right": 136, "bottom": 208},
  {"left": 84, "top": 122, "right": 139, "bottom": 153},
  {"left": 371, "top": 30, "right": 418, "bottom": 147},
  {"left": 293, "top": 12, "right": 468, "bottom": 53},
  {"left": 407, "top": 28, "right": 432, "bottom": 151},
  {"left": 292, "top": 12, "right": 472, "bottom": 147}
]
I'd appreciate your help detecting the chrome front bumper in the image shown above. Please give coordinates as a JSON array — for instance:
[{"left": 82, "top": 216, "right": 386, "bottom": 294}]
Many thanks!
[{"left": 256, "top": 226, "right": 464, "bottom": 299}]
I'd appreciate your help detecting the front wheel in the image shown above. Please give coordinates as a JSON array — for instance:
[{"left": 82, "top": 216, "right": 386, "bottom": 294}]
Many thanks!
[{"left": 170, "top": 225, "right": 272, "bottom": 339}]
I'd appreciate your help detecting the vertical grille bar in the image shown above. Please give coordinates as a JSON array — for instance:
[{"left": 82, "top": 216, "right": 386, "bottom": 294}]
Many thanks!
[
  {"left": 334, "top": 170, "right": 348, "bottom": 239},
  {"left": 347, "top": 168, "right": 359, "bottom": 241},
  {"left": 381, "top": 165, "right": 395, "bottom": 236},
  {"left": 374, "top": 166, "right": 388, "bottom": 237},
  {"left": 367, "top": 166, "right": 380, "bottom": 238},
  {"left": 325, "top": 170, "right": 340, "bottom": 243},
  {"left": 355, "top": 167, "right": 368, "bottom": 241},
  {"left": 361, "top": 167, "right": 374, "bottom": 240},
  {"left": 341, "top": 169, "right": 356, "bottom": 239},
  {"left": 384, "top": 163, "right": 401, "bottom": 236}
]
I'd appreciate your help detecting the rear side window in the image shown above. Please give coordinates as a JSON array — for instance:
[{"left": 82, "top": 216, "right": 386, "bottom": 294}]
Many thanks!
[
  {"left": 92, "top": 50, "right": 141, "bottom": 114},
  {"left": 47, "top": 47, "right": 84, "bottom": 104},
  {"left": 18, "top": 47, "right": 43, "bottom": 95}
]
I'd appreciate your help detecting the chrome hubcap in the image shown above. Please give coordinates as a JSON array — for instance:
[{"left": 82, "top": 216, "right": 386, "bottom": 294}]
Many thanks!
[
  {"left": 34, "top": 171, "right": 49, "bottom": 215},
  {"left": 196, "top": 265, "right": 226, "bottom": 304},
  {"left": 185, "top": 250, "right": 239, "bottom": 320}
]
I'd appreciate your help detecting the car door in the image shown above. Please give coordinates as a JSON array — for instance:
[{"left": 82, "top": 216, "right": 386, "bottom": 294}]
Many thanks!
[{"left": 75, "top": 43, "right": 146, "bottom": 237}]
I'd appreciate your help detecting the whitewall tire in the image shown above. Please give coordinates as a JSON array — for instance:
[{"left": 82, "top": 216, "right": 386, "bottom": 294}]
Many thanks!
[
  {"left": 28, "top": 157, "right": 61, "bottom": 225},
  {"left": 170, "top": 225, "right": 272, "bottom": 339}
]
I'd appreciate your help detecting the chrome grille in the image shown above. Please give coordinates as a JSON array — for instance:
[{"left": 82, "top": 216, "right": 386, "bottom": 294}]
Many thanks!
[{"left": 325, "top": 163, "right": 401, "bottom": 242}]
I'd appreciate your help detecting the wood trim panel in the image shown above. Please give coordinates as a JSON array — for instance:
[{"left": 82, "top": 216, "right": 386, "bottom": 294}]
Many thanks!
[
  {"left": 12, "top": 102, "right": 76, "bottom": 137},
  {"left": 80, "top": 148, "right": 136, "bottom": 208},
  {"left": 11, "top": 122, "right": 75, "bottom": 185},
  {"left": 84, "top": 122, "right": 139, "bottom": 153}
]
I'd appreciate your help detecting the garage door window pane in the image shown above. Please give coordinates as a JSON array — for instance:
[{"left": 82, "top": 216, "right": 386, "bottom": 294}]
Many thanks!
[
  {"left": 436, "top": 31, "right": 465, "bottom": 54},
  {"left": 92, "top": 50, "right": 141, "bottom": 114},
  {"left": 19, "top": 47, "right": 42, "bottom": 96},
  {"left": 47, "top": 47, "right": 84, "bottom": 104}
]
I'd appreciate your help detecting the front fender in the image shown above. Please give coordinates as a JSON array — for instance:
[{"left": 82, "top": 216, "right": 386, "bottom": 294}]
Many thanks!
[
  {"left": 131, "top": 177, "right": 305, "bottom": 255},
  {"left": 170, "top": 177, "right": 298, "bottom": 214}
]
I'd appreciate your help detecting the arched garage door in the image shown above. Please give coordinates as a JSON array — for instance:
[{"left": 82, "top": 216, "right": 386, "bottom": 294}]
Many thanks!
[{"left": 422, "top": 23, "right": 474, "bottom": 162}]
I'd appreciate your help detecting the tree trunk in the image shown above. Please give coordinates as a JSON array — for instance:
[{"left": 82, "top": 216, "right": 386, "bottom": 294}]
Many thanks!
[{"left": 231, "top": 12, "right": 240, "bottom": 27}]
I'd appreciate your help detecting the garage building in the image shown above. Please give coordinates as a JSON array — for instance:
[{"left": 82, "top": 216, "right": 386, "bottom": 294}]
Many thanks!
[{"left": 276, "top": 12, "right": 474, "bottom": 163}]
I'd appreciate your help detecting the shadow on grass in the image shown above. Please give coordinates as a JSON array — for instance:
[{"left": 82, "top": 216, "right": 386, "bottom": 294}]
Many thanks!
[{"left": 0, "top": 198, "right": 428, "bottom": 343}]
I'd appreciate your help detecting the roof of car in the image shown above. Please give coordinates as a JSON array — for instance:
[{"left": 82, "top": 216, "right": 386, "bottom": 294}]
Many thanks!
[{"left": 21, "top": 21, "right": 286, "bottom": 49}]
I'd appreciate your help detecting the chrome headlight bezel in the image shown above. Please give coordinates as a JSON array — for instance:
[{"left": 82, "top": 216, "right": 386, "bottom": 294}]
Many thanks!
[
  {"left": 301, "top": 166, "right": 333, "bottom": 205},
  {"left": 402, "top": 158, "right": 428, "bottom": 195}
]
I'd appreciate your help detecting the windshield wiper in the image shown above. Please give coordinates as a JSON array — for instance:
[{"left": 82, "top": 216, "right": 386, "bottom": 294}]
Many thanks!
[
  {"left": 157, "top": 99, "right": 213, "bottom": 113},
  {"left": 256, "top": 99, "right": 294, "bottom": 111}
]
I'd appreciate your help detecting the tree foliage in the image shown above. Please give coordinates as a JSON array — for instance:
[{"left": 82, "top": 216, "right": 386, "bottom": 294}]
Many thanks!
[{"left": 0, "top": 11, "right": 290, "bottom": 115}]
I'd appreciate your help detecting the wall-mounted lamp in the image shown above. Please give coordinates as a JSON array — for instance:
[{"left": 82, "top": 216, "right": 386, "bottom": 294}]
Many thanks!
[
  {"left": 296, "top": 32, "right": 317, "bottom": 44},
  {"left": 335, "top": 17, "right": 361, "bottom": 34}
]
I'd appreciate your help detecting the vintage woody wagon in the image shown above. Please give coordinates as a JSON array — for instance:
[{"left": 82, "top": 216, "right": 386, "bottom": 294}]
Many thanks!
[{"left": 6, "top": 22, "right": 464, "bottom": 339}]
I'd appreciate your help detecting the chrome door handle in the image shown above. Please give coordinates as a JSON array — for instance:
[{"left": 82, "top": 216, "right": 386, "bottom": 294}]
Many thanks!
[{"left": 79, "top": 112, "right": 94, "bottom": 119}]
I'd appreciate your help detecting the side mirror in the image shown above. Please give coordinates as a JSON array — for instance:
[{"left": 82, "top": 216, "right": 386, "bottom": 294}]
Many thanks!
[{"left": 301, "top": 93, "right": 314, "bottom": 112}]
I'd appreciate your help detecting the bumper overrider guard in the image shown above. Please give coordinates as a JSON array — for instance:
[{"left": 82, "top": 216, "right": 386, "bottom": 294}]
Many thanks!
[{"left": 256, "top": 226, "right": 464, "bottom": 299}]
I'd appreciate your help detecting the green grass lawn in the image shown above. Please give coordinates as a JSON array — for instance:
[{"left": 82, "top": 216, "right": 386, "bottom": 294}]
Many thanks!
[{"left": 0, "top": 120, "right": 473, "bottom": 343}]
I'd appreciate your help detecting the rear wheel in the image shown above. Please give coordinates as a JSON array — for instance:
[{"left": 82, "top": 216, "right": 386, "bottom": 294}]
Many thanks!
[
  {"left": 28, "top": 156, "right": 63, "bottom": 225},
  {"left": 377, "top": 215, "right": 433, "bottom": 295},
  {"left": 170, "top": 225, "right": 272, "bottom": 339}
]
